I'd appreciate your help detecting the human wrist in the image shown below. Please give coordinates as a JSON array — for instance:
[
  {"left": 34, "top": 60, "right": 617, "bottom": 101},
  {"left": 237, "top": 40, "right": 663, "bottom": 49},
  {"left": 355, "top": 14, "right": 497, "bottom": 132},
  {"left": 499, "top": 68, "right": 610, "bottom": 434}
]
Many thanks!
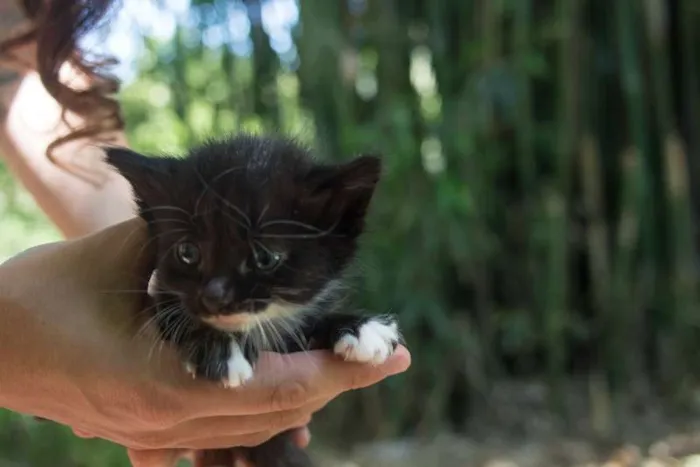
[{"left": 0, "top": 298, "right": 76, "bottom": 418}]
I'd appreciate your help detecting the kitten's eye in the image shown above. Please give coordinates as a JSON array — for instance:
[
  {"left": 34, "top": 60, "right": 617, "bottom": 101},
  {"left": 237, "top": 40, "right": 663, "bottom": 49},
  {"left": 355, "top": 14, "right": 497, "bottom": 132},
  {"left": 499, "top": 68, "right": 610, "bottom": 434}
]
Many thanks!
[
  {"left": 253, "top": 248, "right": 283, "bottom": 272},
  {"left": 176, "top": 241, "right": 200, "bottom": 266}
]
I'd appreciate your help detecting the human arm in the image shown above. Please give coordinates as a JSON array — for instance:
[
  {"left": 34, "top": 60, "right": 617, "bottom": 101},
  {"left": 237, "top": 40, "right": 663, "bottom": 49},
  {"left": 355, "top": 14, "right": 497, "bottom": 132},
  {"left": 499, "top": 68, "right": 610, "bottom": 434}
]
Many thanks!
[
  {"left": 0, "top": 0, "right": 136, "bottom": 238},
  {"left": 0, "top": 217, "right": 411, "bottom": 465}
]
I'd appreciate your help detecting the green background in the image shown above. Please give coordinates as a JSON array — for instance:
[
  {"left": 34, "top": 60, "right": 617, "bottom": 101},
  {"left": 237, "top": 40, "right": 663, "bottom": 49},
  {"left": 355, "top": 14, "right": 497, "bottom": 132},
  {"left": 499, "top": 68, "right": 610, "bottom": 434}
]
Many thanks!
[{"left": 3, "top": 0, "right": 700, "bottom": 465}]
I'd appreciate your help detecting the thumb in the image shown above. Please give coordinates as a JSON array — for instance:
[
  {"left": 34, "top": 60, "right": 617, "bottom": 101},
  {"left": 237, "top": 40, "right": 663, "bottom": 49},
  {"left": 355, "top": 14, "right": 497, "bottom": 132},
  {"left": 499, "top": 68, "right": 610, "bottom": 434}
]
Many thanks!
[
  {"left": 81, "top": 217, "right": 154, "bottom": 286},
  {"left": 254, "top": 345, "right": 412, "bottom": 395},
  {"left": 188, "top": 346, "right": 412, "bottom": 417}
]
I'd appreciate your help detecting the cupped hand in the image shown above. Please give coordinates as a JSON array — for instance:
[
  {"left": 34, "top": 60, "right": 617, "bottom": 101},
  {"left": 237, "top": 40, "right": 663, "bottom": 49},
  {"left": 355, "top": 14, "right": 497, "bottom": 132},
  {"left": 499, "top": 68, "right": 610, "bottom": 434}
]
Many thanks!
[{"left": 0, "top": 217, "right": 411, "bottom": 466}]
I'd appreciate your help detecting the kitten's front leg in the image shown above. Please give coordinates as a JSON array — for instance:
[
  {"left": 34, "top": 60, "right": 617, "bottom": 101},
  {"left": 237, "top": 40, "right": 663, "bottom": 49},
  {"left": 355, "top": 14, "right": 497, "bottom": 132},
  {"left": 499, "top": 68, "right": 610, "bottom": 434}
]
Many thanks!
[
  {"left": 185, "top": 334, "right": 258, "bottom": 388},
  {"left": 223, "top": 339, "right": 258, "bottom": 388},
  {"left": 306, "top": 314, "right": 401, "bottom": 365},
  {"left": 161, "top": 317, "right": 257, "bottom": 388}
]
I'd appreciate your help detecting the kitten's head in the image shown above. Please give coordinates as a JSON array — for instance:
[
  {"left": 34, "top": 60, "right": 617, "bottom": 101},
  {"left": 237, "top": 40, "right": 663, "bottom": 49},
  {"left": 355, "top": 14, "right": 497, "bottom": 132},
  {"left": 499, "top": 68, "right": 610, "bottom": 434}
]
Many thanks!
[{"left": 104, "top": 135, "right": 381, "bottom": 332}]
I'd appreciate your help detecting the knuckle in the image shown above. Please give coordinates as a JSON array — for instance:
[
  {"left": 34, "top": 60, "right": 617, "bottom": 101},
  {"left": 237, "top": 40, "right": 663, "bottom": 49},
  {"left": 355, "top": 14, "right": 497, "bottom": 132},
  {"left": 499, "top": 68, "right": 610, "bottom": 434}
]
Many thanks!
[
  {"left": 270, "top": 409, "right": 301, "bottom": 430},
  {"left": 288, "top": 413, "right": 312, "bottom": 431},
  {"left": 269, "top": 379, "right": 311, "bottom": 411},
  {"left": 132, "top": 402, "right": 170, "bottom": 428},
  {"left": 348, "top": 369, "right": 375, "bottom": 390},
  {"left": 133, "top": 432, "right": 166, "bottom": 450},
  {"left": 134, "top": 404, "right": 165, "bottom": 428},
  {"left": 133, "top": 385, "right": 184, "bottom": 428},
  {"left": 271, "top": 409, "right": 313, "bottom": 434}
]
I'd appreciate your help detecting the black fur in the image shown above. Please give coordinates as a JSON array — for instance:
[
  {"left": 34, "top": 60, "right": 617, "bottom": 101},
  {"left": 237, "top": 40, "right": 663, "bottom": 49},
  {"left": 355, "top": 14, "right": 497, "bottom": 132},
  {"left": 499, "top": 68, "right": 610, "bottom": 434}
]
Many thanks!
[{"left": 105, "top": 134, "right": 397, "bottom": 467}]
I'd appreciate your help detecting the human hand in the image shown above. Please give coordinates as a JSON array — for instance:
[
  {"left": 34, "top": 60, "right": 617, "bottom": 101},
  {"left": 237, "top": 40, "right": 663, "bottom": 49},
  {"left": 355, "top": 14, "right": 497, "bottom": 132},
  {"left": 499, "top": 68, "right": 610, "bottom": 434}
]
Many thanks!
[{"left": 0, "top": 217, "right": 411, "bottom": 466}]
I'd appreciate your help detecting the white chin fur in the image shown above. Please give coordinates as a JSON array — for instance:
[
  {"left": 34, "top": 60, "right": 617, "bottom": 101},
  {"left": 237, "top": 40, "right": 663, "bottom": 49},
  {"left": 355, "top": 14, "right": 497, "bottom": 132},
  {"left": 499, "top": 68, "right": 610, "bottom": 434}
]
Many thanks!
[
  {"left": 204, "top": 302, "right": 302, "bottom": 332},
  {"left": 334, "top": 318, "right": 399, "bottom": 365}
]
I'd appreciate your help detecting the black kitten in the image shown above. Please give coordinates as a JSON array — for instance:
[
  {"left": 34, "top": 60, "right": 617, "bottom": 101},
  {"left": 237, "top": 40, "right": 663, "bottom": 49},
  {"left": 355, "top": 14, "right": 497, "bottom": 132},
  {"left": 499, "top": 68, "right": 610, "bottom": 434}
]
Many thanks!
[{"left": 104, "top": 135, "right": 400, "bottom": 467}]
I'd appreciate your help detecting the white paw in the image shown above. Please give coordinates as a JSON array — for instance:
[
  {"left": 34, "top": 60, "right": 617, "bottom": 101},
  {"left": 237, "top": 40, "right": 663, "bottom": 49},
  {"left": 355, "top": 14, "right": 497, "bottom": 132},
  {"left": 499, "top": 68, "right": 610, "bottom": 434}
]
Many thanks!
[
  {"left": 334, "top": 318, "right": 399, "bottom": 365},
  {"left": 223, "top": 340, "right": 254, "bottom": 388},
  {"left": 184, "top": 361, "right": 196, "bottom": 379},
  {"left": 147, "top": 270, "right": 160, "bottom": 297}
]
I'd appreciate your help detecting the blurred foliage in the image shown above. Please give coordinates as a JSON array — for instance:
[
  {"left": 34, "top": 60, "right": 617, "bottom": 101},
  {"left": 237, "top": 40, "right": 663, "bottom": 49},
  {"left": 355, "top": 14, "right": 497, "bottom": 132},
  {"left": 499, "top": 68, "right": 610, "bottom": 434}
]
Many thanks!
[
  {"left": 5, "top": 0, "right": 700, "bottom": 465},
  {"left": 0, "top": 166, "right": 60, "bottom": 263}
]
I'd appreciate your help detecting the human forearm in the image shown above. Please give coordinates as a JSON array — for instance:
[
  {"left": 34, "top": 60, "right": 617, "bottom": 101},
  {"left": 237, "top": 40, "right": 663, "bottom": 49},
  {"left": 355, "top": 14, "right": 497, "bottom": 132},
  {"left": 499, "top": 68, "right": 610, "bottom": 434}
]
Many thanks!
[
  {"left": 0, "top": 1, "right": 136, "bottom": 237},
  {"left": 0, "top": 70, "right": 136, "bottom": 237}
]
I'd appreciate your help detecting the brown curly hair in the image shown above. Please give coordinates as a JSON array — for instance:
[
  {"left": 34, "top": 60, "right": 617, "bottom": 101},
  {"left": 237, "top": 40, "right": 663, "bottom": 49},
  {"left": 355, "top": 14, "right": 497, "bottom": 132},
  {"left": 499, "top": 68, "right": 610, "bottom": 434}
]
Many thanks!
[{"left": 0, "top": 0, "right": 124, "bottom": 181}]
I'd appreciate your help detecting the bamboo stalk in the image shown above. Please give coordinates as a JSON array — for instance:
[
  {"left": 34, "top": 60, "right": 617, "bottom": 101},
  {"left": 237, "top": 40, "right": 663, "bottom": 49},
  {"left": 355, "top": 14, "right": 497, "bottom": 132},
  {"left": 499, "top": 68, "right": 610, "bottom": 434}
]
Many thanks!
[
  {"left": 514, "top": 0, "right": 536, "bottom": 194},
  {"left": 643, "top": 0, "right": 684, "bottom": 388},
  {"left": 668, "top": 0, "right": 700, "bottom": 277},
  {"left": 295, "top": 0, "right": 344, "bottom": 158},
  {"left": 543, "top": 0, "right": 580, "bottom": 407},
  {"left": 249, "top": 1, "right": 280, "bottom": 129}
]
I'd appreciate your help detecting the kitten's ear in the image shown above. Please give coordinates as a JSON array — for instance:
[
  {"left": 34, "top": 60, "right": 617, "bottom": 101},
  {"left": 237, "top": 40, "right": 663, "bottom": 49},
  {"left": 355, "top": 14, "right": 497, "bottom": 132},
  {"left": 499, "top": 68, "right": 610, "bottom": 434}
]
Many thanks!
[
  {"left": 306, "top": 155, "right": 382, "bottom": 234},
  {"left": 102, "top": 146, "right": 169, "bottom": 210}
]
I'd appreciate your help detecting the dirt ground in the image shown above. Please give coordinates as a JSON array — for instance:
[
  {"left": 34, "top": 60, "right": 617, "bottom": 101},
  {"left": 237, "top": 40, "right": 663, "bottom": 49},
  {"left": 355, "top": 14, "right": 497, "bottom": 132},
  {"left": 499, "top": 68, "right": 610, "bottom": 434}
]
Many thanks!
[
  {"left": 310, "top": 380, "right": 700, "bottom": 467},
  {"left": 313, "top": 432, "right": 700, "bottom": 467}
]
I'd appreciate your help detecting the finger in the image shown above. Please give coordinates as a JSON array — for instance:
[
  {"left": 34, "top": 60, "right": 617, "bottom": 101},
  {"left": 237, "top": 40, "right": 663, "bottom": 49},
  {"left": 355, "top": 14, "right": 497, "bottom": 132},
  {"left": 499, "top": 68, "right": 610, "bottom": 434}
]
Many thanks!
[
  {"left": 290, "top": 426, "right": 311, "bottom": 448},
  {"left": 186, "top": 345, "right": 411, "bottom": 416},
  {"left": 246, "top": 345, "right": 411, "bottom": 411},
  {"left": 72, "top": 428, "right": 94, "bottom": 439},
  {"left": 168, "top": 402, "right": 320, "bottom": 449},
  {"left": 176, "top": 430, "right": 282, "bottom": 450},
  {"left": 115, "top": 399, "right": 322, "bottom": 451}
]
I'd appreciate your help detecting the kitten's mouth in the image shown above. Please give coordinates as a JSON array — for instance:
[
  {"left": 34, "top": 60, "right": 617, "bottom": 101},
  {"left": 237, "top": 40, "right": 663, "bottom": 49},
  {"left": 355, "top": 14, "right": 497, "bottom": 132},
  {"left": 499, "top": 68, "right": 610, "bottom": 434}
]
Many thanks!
[
  {"left": 201, "top": 313, "right": 255, "bottom": 332},
  {"left": 200, "top": 302, "right": 302, "bottom": 332}
]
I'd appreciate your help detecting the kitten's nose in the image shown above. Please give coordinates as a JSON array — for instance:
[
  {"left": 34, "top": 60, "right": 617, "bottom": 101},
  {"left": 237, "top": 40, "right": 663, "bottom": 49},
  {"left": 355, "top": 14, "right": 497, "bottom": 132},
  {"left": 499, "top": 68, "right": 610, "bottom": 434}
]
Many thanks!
[{"left": 201, "top": 277, "right": 234, "bottom": 314}]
